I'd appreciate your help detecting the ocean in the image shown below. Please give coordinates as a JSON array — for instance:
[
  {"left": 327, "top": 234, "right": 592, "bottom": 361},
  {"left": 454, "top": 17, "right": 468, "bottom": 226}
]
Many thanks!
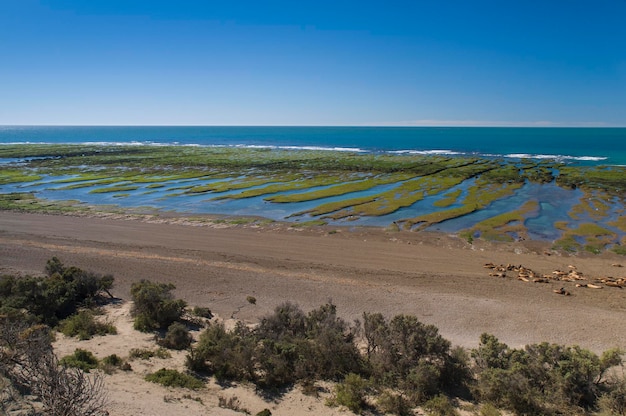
[{"left": 1, "top": 126, "right": 625, "bottom": 166}]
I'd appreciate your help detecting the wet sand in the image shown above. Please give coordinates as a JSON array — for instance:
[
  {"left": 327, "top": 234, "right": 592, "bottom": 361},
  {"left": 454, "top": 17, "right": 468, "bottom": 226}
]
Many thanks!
[{"left": 1, "top": 211, "right": 625, "bottom": 352}]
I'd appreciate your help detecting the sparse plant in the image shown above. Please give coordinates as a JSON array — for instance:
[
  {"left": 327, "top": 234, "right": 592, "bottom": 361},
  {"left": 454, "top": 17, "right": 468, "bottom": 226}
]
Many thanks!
[
  {"left": 159, "top": 322, "right": 193, "bottom": 350},
  {"left": 0, "top": 317, "right": 108, "bottom": 415},
  {"left": 59, "top": 309, "right": 117, "bottom": 340},
  {"left": 218, "top": 395, "right": 250, "bottom": 414},
  {"left": 128, "top": 347, "right": 171, "bottom": 360},
  {"left": 60, "top": 348, "right": 100, "bottom": 373},
  {"left": 100, "top": 354, "right": 129, "bottom": 374},
  {"left": 145, "top": 368, "right": 204, "bottom": 389}
]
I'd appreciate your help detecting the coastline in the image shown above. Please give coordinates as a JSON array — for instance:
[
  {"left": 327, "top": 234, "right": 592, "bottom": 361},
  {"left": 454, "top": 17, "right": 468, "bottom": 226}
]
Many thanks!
[{"left": 2, "top": 209, "right": 625, "bottom": 353}]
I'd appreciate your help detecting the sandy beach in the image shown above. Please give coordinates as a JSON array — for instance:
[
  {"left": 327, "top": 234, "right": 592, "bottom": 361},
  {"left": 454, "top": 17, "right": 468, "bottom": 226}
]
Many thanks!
[
  {"left": 2, "top": 211, "right": 625, "bottom": 352},
  {"left": 3, "top": 211, "right": 626, "bottom": 415}
]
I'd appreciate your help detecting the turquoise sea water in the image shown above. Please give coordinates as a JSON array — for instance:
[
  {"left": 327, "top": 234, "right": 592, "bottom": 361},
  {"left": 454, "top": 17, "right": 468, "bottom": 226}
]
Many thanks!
[
  {"left": 1, "top": 126, "right": 625, "bottom": 243},
  {"left": 1, "top": 126, "right": 625, "bottom": 166}
]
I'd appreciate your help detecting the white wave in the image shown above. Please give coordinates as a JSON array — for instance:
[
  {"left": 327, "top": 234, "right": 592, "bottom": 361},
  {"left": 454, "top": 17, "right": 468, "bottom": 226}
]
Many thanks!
[
  {"left": 504, "top": 153, "right": 607, "bottom": 162},
  {"left": 390, "top": 149, "right": 463, "bottom": 155},
  {"left": 227, "top": 144, "right": 366, "bottom": 152}
]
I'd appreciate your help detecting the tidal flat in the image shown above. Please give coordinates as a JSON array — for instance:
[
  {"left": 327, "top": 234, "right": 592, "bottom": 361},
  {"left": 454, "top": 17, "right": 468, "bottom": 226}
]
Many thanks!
[{"left": 0, "top": 144, "right": 625, "bottom": 254}]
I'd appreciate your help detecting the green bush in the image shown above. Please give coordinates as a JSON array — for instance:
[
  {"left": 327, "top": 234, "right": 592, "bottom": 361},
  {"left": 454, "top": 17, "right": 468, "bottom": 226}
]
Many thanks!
[
  {"left": 423, "top": 394, "right": 458, "bottom": 416},
  {"left": 130, "top": 280, "right": 187, "bottom": 331},
  {"left": 192, "top": 306, "right": 213, "bottom": 319},
  {"left": 60, "top": 348, "right": 99, "bottom": 373},
  {"left": 159, "top": 322, "right": 192, "bottom": 350},
  {"left": 100, "top": 353, "right": 131, "bottom": 373},
  {"left": 59, "top": 309, "right": 117, "bottom": 340},
  {"left": 362, "top": 312, "right": 453, "bottom": 402},
  {"left": 376, "top": 390, "right": 413, "bottom": 416},
  {"left": 478, "top": 403, "right": 502, "bottom": 416},
  {"left": 188, "top": 321, "right": 256, "bottom": 381},
  {"left": 330, "top": 373, "right": 369, "bottom": 414},
  {"left": 471, "top": 334, "right": 624, "bottom": 414},
  {"left": 145, "top": 368, "right": 204, "bottom": 389},
  {"left": 101, "top": 353, "right": 123, "bottom": 367},
  {"left": 0, "top": 258, "right": 114, "bottom": 325}
]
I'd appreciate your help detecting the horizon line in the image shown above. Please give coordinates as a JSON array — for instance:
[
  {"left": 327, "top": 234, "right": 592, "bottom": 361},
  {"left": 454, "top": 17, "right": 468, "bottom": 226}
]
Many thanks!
[{"left": 1, "top": 121, "right": 624, "bottom": 128}]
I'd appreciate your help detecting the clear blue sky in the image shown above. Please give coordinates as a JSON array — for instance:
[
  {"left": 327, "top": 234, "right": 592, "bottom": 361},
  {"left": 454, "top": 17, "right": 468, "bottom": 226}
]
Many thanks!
[{"left": 1, "top": 0, "right": 625, "bottom": 126}]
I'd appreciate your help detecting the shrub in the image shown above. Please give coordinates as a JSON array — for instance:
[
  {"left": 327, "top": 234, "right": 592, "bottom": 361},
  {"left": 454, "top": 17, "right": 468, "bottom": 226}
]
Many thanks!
[
  {"left": 479, "top": 403, "right": 502, "bottom": 416},
  {"left": 246, "top": 295, "right": 257, "bottom": 305},
  {"left": 0, "top": 258, "right": 115, "bottom": 325},
  {"left": 256, "top": 409, "right": 272, "bottom": 416},
  {"left": 192, "top": 306, "right": 213, "bottom": 319},
  {"left": 59, "top": 309, "right": 117, "bottom": 340},
  {"left": 330, "top": 373, "right": 370, "bottom": 414},
  {"left": 60, "top": 348, "right": 99, "bottom": 373},
  {"left": 128, "top": 347, "right": 171, "bottom": 360},
  {"left": 597, "top": 378, "right": 626, "bottom": 416},
  {"left": 188, "top": 321, "right": 256, "bottom": 381},
  {"left": 131, "top": 280, "right": 187, "bottom": 331},
  {"left": 362, "top": 312, "right": 454, "bottom": 401},
  {"left": 159, "top": 322, "right": 193, "bottom": 350},
  {"left": 145, "top": 368, "right": 204, "bottom": 389},
  {"left": 376, "top": 390, "right": 413, "bottom": 416},
  {"left": 423, "top": 394, "right": 458, "bottom": 416},
  {"left": 100, "top": 353, "right": 131, "bottom": 373},
  {"left": 101, "top": 353, "right": 123, "bottom": 367}
]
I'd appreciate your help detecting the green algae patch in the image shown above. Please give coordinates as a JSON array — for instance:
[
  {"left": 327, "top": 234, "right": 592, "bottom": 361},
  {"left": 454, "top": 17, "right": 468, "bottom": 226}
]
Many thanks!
[
  {"left": 215, "top": 173, "right": 353, "bottom": 200},
  {"left": 553, "top": 222, "right": 618, "bottom": 254},
  {"left": 557, "top": 165, "right": 626, "bottom": 194},
  {"left": 462, "top": 200, "right": 538, "bottom": 242},
  {"left": 402, "top": 181, "right": 523, "bottom": 230},
  {"left": 480, "top": 163, "right": 524, "bottom": 184},
  {"left": 0, "top": 193, "right": 88, "bottom": 214},
  {"left": 290, "top": 219, "right": 328, "bottom": 227},
  {"left": 609, "top": 215, "right": 626, "bottom": 233},
  {"left": 324, "top": 175, "right": 466, "bottom": 220},
  {"left": 433, "top": 189, "right": 462, "bottom": 208},
  {"left": 185, "top": 172, "right": 300, "bottom": 195},
  {"left": 0, "top": 168, "right": 42, "bottom": 185},
  {"left": 613, "top": 238, "right": 626, "bottom": 256},
  {"left": 266, "top": 173, "right": 413, "bottom": 203},
  {"left": 569, "top": 191, "right": 613, "bottom": 221},
  {"left": 522, "top": 164, "right": 555, "bottom": 183},
  {"left": 89, "top": 185, "right": 140, "bottom": 194}
]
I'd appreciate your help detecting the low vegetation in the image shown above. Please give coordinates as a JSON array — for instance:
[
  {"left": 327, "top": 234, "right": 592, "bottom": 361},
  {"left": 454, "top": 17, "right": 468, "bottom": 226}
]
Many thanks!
[
  {"left": 130, "top": 279, "right": 187, "bottom": 331},
  {"left": 2, "top": 259, "right": 626, "bottom": 415},
  {"left": 59, "top": 309, "right": 117, "bottom": 340},
  {"left": 145, "top": 368, "right": 204, "bottom": 390}
]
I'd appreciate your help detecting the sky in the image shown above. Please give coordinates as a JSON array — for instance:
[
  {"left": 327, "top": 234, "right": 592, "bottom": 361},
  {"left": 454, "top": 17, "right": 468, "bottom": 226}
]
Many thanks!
[{"left": 1, "top": 0, "right": 625, "bottom": 126}]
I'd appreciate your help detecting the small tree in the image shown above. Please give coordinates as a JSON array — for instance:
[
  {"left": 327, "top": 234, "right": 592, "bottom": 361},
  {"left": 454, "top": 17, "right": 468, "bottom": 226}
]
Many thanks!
[{"left": 130, "top": 280, "right": 187, "bottom": 331}]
